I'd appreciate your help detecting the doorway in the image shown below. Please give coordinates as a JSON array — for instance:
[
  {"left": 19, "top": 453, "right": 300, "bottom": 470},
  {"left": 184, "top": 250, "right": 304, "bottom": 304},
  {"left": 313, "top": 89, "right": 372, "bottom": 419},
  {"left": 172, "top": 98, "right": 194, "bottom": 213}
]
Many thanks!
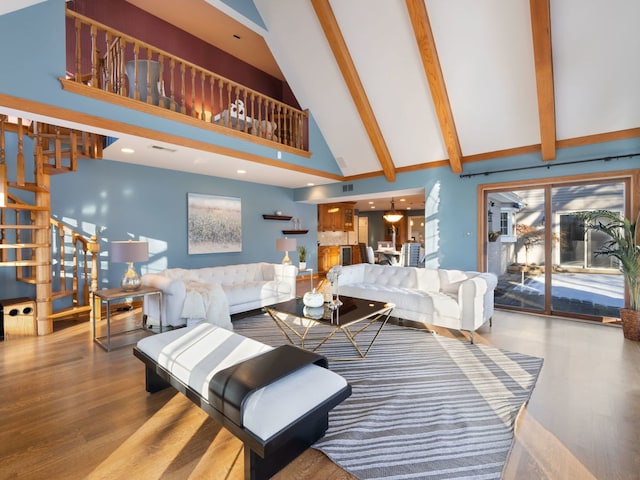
[{"left": 483, "top": 177, "right": 628, "bottom": 320}]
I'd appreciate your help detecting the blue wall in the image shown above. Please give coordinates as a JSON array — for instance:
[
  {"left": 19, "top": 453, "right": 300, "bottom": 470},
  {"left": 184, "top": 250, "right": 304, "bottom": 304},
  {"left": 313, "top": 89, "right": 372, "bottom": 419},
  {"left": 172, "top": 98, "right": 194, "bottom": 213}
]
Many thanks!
[
  {"left": 298, "top": 137, "right": 640, "bottom": 271},
  {"left": 49, "top": 159, "right": 318, "bottom": 289}
]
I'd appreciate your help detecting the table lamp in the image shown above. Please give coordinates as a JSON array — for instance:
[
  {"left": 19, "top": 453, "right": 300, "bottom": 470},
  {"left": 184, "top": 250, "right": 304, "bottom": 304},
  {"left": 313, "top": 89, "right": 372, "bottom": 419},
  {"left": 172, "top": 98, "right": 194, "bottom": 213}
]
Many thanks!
[
  {"left": 276, "top": 237, "right": 296, "bottom": 265},
  {"left": 110, "top": 240, "right": 149, "bottom": 291}
]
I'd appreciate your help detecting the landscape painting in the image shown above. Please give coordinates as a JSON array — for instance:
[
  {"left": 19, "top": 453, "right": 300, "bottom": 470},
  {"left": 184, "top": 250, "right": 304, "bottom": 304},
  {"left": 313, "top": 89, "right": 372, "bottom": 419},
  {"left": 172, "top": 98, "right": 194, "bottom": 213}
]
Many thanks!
[{"left": 188, "top": 193, "right": 242, "bottom": 254}]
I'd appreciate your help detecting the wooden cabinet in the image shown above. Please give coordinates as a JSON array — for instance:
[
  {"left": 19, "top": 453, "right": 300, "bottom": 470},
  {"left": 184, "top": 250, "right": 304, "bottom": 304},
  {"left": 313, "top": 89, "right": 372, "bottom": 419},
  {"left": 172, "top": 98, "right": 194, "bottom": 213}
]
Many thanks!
[
  {"left": 318, "top": 202, "right": 356, "bottom": 231},
  {"left": 317, "top": 246, "right": 340, "bottom": 274},
  {"left": 384, "top": 217, "right": 408, "bottom": 250}
]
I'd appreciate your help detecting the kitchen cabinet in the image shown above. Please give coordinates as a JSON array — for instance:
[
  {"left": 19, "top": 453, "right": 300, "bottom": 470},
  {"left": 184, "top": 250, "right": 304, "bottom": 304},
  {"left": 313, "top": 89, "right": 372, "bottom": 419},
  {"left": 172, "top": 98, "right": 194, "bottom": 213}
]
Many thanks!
[
  {"left": 318, "top": 202, "right": 356, "bottom": 231},
  {"left": 317, "top": 246, "right": 340, "bottom": 274}
]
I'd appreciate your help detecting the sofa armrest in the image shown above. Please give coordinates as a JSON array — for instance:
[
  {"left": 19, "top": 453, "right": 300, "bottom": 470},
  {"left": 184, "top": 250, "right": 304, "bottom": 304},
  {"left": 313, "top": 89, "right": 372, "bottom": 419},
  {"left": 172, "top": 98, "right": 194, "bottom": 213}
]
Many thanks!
[
  {"left": 141, "top": 273, "right": 187, "bottom": 327},
  {"left": 458, "top": 272, "right": 497, "bottom": 332},
  {"left": 273, "top": 264, "right": 298, "bottom": 300}
]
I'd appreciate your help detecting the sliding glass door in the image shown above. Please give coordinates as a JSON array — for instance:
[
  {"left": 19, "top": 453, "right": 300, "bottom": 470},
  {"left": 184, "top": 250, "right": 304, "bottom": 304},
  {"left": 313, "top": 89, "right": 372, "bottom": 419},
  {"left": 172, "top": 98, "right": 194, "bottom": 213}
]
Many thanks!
[
  {"left": 486, "top": 178, "right": 627, "bottom": 320},
  {"left": 488, "top": 188, "right": 546, "bottom": 313},
  {"left": 550, "top": 182, "right": 625, "bottom": 318}
]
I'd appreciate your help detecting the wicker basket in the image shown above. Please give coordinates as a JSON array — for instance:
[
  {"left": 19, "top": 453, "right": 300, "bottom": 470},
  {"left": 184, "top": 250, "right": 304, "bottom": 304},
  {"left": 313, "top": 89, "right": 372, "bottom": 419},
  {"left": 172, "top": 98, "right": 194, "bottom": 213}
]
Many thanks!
[{"left": 620, "top": 309, "right": 640, "bottom": 341}]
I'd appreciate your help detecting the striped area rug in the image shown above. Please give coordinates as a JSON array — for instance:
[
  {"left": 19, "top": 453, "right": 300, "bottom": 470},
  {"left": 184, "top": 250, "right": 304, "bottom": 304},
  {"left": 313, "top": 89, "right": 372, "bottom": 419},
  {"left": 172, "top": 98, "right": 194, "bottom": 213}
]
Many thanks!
[{"left": 233, "top": 313, "right": 543, "bottom": 480}]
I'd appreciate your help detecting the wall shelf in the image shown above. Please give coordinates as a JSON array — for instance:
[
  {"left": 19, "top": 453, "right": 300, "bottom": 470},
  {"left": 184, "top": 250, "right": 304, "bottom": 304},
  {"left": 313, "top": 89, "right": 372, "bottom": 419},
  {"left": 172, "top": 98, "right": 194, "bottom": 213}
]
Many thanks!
[
  {"left": 282, "top": 230, "right": 308, "bottom": 235},
  {"left": 262, "top": 214, "right": 292, "bottom": 221}
]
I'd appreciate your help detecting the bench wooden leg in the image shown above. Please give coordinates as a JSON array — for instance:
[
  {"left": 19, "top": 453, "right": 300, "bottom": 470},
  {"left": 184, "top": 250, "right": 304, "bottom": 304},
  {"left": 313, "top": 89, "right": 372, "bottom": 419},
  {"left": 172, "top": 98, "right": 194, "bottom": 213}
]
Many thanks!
[
  {"left": 145, "top": 365, "right": 170, "bottom": 393},
  {"left": 244, "top": 414, "right": 329, "bottom": 480}
]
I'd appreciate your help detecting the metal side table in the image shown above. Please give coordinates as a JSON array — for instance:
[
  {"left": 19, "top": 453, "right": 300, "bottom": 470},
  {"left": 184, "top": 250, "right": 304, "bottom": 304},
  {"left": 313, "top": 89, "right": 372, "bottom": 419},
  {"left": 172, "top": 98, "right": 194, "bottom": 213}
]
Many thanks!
[{"left": 92, "top": 286, "right": 162, "bottom": 351}]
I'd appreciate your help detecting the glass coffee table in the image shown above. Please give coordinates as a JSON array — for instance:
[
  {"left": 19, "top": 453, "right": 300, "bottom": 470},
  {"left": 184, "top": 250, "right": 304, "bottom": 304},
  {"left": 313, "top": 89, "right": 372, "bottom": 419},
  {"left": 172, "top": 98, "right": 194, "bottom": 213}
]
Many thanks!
[{"left": 264, "top": 296, "right": 395, "bottom": 360}]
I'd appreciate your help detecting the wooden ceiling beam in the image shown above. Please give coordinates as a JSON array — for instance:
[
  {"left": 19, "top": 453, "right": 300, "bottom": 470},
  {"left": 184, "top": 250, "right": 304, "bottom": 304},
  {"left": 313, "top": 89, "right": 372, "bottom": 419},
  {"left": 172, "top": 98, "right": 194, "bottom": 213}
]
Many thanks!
[
  {"left": 310, "top": 0, "right": 396, "bottom": 182},
  {"left": 530, "top": 0, "right": 557, "bottom": 161},
  {"left": 406, "top": 0, "right": 462, "bottom": 174}
]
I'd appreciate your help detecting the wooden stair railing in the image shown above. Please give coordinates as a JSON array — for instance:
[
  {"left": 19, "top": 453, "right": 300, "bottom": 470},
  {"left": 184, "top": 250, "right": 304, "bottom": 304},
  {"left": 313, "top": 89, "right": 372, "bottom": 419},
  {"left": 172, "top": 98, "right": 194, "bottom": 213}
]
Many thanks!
[
  {"left": 0, "top": 115, "right": 102, "bottom": 334},
  {"left": 65, "top": 9, "right": 309, "bottom": 151}
]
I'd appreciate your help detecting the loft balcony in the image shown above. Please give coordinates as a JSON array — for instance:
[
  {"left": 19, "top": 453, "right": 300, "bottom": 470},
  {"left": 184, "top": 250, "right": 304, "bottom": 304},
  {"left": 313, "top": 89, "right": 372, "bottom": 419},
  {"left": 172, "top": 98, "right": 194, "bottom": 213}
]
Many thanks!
[{"left": 63, "top": 9, "right": 309, "bottom": 153}]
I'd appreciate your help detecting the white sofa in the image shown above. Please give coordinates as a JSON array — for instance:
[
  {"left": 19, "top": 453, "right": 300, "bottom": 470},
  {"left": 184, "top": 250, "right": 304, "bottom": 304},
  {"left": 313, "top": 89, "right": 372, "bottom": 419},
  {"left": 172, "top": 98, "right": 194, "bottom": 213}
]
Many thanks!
[
  {"left": 141, "top": 262, "right": 298, "bottom": 328},
  {"left": 337, "top": 264, "right": 497, "bottom": 342}
]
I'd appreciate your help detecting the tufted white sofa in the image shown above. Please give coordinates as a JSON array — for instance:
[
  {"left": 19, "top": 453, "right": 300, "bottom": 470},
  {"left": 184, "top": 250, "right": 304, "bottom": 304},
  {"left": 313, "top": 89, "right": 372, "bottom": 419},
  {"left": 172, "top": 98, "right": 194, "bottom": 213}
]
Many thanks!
[
  {"left": 141, "top": 262, "right": 298, "bottom": 328},
  {"left": 338, "top": 263, "right": 497, "bottom": 342}
]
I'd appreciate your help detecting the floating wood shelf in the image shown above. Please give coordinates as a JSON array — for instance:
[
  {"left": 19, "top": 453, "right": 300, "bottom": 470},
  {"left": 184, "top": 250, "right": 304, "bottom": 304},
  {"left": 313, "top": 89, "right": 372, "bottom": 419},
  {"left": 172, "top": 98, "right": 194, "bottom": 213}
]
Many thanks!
[
  {"left": 262, "top": 214, "right": 292, "bottom": 221},
  {"left": 282, "top": 230, "right": 308, "bottom": 235}
]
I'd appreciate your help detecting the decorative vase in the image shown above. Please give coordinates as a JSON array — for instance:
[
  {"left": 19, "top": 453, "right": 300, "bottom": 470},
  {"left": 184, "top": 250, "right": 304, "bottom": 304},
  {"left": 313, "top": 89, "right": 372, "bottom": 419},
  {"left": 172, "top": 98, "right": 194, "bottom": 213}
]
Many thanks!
[
  {"left": 326, "top": 265, "right": 343, "bottom": 310},
  {"left": 303, "top": 306, "right": 324, "bottom": 320},
  {"left": 620, "top": 308, "right": 640, "bottom": 341},
  {"left": 303, "top": 288, "right": 324, "bottom": 308}
]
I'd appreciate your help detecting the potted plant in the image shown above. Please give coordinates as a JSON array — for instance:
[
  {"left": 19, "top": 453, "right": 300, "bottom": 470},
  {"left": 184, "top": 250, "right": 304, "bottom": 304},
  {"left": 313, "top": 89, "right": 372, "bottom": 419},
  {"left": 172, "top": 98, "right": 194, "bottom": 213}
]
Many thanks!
[
  {"left": 488, "top": 231, "right": 502, "bottom": 242},
  {"left": 579, "top": 209, "right": 640, "bottom": 341},
  {"left": 297, "top": 245, "right": 308, "bottom": 270}
]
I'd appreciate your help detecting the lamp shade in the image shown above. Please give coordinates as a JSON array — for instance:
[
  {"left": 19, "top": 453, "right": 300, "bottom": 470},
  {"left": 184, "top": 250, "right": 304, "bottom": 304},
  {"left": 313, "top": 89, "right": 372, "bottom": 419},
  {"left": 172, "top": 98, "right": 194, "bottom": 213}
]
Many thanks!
[
  {"left": 110, "top": 240, "right": 149, "bottom": 263},
  {"left": 276, "top": 237, "right": 296, "bottom": 252}
]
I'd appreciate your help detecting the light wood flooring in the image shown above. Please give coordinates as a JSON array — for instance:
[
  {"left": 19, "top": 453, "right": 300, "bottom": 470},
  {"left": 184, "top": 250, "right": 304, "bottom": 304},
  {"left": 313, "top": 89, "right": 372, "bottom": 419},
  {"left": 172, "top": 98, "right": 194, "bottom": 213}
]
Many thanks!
[{"left": 1, "top": 305, "right": 639, "bottom": 479}]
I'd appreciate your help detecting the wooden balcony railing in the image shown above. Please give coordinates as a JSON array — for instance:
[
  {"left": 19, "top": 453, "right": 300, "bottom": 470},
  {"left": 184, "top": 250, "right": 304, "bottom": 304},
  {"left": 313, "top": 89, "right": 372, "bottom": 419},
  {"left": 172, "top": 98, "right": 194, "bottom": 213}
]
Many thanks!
[{"left": 65, "top": 10, "right": 308, "bottom": 151}]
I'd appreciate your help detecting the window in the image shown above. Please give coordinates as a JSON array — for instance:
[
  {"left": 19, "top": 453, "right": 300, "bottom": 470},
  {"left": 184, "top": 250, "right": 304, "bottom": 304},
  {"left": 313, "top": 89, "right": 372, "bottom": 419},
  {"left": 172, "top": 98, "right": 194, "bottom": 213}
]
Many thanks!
[{"left": 499, "top": 208, "right": 516, "bottom": 242}]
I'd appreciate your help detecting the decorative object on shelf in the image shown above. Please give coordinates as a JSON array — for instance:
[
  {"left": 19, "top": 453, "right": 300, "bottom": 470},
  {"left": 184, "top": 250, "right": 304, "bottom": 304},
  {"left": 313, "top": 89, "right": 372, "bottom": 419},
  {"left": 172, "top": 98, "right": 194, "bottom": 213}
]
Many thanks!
[
  {"left": 303, "top": 288, "right": 324, "bottom": 308},
  {"left": 275, "top": 210, "right": 283, "bottom": 216},
  {"left": 326, "top": 265, "right": 343, "bottom": 310},
  {"left": 297, "top": 245, "right": 308, "bottom": 269},
  {"left": 383, "top": 198, "right": 404, "bottom": 223},
  {"left": 578, "top": 209, "right": 640, "bottom": 341},
  {"left": 276, "top": 237, "right": 296, "bottom": 265},
  {"left": 292, "top": 217, "right": 302, "bottom": 230},
  {"left": 110, "top": 240, "right": 149, "bottom": 291},
  {"left": 303, "top": 305, "right": 324, "bottom": 319}
]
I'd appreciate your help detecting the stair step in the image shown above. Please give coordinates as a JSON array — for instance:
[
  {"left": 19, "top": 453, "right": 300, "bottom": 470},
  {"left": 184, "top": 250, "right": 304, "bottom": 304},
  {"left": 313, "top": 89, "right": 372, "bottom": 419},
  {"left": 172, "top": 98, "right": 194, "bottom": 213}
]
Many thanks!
[
  {"left": 1, "top": 203, "right": 50, "bottom": 211},
  {"left": 0, "top": 224, "right": 47, "bottom": 230},
  {"left": 50, "top": 304, "right": 92, "bottom": 320},
  {"left": 0, "top": 260, "right": 39, "bottom": 267},
  {"left": 43, "top": 165, "right": 75, "bottom": 175},
  {"left": 0, "top": 243, "right": 41, "bottom": 249},
  {"left": 6, "top": 182, "right": 50, "bottom": 193},
  {"left": 51, "top": 290, "right": 75, "bottom": 301}
]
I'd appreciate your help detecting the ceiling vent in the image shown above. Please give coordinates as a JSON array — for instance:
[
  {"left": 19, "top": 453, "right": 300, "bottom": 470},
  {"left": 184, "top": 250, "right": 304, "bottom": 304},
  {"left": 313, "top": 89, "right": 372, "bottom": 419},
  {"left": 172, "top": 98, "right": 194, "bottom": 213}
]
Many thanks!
[
  {"left": 342, "top": 184, "right": 353, "bottom": 192},
  {"left": 150, "top": 145, "right": 177, "bottom": 153}
]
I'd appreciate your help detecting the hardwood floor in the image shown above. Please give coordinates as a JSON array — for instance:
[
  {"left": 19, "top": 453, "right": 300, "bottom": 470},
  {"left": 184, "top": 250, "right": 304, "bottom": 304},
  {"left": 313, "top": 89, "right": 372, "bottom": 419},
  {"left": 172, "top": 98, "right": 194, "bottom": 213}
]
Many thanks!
[{"left": 1, "top": 308, "right": 639, "bottom": 479}]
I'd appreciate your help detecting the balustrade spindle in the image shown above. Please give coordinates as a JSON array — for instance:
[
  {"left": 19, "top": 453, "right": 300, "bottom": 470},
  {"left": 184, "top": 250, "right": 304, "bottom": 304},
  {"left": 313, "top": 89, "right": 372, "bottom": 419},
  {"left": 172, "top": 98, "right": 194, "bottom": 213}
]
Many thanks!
[
  {"left": 170, "top": 59, "right": 177, "bottom": 112},
  {"left": 75, "top": 18, "right": 82, "bottom": 83}
]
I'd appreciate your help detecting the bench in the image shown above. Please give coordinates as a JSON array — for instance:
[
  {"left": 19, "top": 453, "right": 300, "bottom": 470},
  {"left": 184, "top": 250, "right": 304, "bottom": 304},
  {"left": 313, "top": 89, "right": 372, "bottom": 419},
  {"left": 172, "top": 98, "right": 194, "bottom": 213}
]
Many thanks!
[{"left": 133, "top": 323, "right": 351, "bottom": 479}]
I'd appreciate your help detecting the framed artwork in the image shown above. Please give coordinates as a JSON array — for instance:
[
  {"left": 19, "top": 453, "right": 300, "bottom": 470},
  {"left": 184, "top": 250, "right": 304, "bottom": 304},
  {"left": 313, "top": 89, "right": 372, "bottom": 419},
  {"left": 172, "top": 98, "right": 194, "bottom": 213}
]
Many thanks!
[{"left": 188, "top": 193, "right": 242, "bottom": 254}]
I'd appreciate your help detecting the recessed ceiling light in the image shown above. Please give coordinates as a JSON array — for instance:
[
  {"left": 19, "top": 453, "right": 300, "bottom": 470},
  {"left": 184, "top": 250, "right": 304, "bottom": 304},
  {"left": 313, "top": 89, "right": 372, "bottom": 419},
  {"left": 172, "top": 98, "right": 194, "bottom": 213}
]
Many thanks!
[
  {"left": 399, "top": 198, "right": 406, "bottom": 202},
  {"left": 237, "top": 169, "right": 246, "bottom": 174},
  {"left": 307, "top": 183, "right": 315, "bottom": 186},
  {"left": 368, "top": 201, "right": 374, "bottom": 204},
  {"left": 121, "top": 147, "right": 135, "bottom": 154}
]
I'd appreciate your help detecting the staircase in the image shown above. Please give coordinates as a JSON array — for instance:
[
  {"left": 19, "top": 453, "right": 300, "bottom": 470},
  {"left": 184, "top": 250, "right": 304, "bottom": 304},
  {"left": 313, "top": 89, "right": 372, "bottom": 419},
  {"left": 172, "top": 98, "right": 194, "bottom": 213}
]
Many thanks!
[{"left": 0, "top": 115, "right": 102, "bottom": 335}]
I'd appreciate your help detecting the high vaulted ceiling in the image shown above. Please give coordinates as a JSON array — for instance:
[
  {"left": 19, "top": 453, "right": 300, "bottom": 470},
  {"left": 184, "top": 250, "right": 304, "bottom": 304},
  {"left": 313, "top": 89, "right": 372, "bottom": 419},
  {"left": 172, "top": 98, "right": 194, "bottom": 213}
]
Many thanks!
[
  {"left": 3, "top": 0, "right": 640, "bottom": 195},
  {"left": 255, "top": 0, "right": 640, "bottom": 180},
  {"left": 126, "top": 0, "right": 640, "bottom": 184}
]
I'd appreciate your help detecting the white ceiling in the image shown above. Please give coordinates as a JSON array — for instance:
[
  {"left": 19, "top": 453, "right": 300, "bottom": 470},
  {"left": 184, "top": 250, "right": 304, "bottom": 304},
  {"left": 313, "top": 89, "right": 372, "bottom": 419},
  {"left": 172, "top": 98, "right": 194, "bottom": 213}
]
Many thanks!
[{"left": 3, "top": 0, "right": 640, "bottom": 201}]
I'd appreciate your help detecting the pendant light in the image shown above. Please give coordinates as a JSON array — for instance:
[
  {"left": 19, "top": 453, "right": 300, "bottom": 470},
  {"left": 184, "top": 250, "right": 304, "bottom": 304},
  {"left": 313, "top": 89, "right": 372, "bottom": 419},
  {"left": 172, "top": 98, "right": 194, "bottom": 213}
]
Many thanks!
[{"left": 383, "top": 198, "right": 403, "bottom": 223}]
